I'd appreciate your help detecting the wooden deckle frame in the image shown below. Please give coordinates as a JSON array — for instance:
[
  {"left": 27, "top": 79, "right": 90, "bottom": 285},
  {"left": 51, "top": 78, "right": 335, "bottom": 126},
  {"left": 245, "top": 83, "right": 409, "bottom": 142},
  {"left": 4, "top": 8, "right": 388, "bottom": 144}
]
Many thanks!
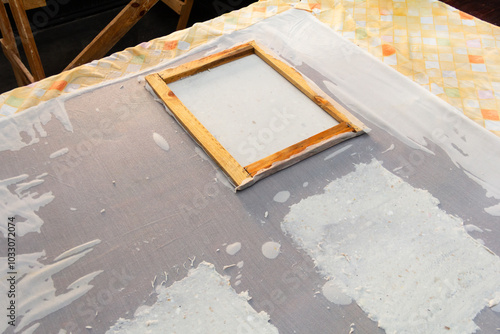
[{"left": 146, "top": 41, "right": 366, "bottom": 190}]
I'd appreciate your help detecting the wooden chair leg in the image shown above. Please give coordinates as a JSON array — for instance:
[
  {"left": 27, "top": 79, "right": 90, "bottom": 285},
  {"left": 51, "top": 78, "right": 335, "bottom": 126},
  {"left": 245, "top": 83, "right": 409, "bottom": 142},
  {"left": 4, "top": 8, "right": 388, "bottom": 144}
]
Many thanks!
[
  {"left": 65, "top": 0, "right": 160, "bottom": 71},
  {"left": 2, "top": 0, "right": 194, "bottom": 85},
  {"left": 23, "top": 0, "right": 48, "bottom": 11},
  {"left": 0, "top": 2, "right": 18, "bottom": 58},
  {"left": 0, "top": 1, "right": 26, "bottom": 85},
  {"left": 1, "top": 39, "right": 35, "bottom": 85},
  {"left": 161, "top": 0, "right": 194, "bottom": 30},
  {"left": 176, "top": 0, "right": 194, "bottom": 30},
  {"left": 9, "top": 0, "right": 45, "bottom": 81}
]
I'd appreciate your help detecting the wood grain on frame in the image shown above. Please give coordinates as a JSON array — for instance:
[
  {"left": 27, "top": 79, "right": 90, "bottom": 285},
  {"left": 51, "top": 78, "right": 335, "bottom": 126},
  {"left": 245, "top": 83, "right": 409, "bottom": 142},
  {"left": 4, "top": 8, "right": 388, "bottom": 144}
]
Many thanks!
[
  {"left": 146, "top": 73, "right": 251, "bottom": 186},
  {"left": 250, "top": 41, "right": 363, "bottom": 131},
  {"left": 146, "top": 41, "right": 365, "bottom": 189},
  {"left": 159, "top": 43, "right": 254, "bottom": 84},
  {"left": 244, "top": 122, "right": 353, "bottom": 176}
]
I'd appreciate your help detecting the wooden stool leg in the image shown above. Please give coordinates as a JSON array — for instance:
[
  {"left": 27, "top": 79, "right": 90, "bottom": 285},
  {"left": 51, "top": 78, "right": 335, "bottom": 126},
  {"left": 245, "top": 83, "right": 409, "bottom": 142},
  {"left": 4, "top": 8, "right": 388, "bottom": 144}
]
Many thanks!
[
  {"left": 9, "top": 0, "right": 45, "bottom": 81},
  {"left": 161, "top": 0, "right": 194, "bottom": 30},
  {"left": 1, "top": 40, "right": 35, "bottom": 85},
  {"left": 65, "top": 0, "right": 160, "bottom": 71},
  {"left": 176, "top": 0, "right": 194, "bottom": 30},
  {"left": 0, "top": 1, "right": 32, "bottom": 85}
]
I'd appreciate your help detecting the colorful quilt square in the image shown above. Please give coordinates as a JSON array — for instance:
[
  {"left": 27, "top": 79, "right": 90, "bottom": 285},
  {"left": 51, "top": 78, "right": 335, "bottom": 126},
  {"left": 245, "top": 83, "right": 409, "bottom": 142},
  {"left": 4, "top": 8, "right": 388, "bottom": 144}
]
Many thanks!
[
  {"left": 471, "top": 63, "right": 487, "bottom": 72},
  {"left": 126, "top": 64, "right": 142, "bottom": 72},
  {"left": 163, "top": 40, "right": 178, "bottom": 50},
  {"left": 437, "top": 38, "right": 450, "bottom": 46},
  {"left": 477, "top": 90, "right": 494, "bottom": 99},
  {"left": 421, "top": 17, "right": 433, "bottom": 24},
  {"left": 485, "top": 120, "right": 500, "bottom": 131},
  {"left": 445, "top": 87, "right": 460, "bottom": 97},
  {"left": 178, "top": 41, "right": 191, "bottom": 50},
  {"left": 131, "top": 55, "right": 145, "bottom": 64},
  {"left": 5, "top": 95, "right": 24, "bottom": 107},
  {"left": 49, "top": 80, "right": 68, "bottom": 91},
  {"left": 0, "top": 103, "right": 17, "bottom": 116},
  {"left": 466, "top": 39, "right": 481, "bottom": 48},
  {"left": 459, "top": 11, "right": 474, "bottom": 20},
  {"left": 468, "top": 55, "right": 484, "bottom": 63}
]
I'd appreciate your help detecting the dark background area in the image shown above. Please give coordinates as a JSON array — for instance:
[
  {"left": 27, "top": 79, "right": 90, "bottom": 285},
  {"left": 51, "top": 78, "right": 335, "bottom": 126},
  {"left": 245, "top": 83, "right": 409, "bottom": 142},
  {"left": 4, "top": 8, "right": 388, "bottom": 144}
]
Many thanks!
[
  {"left": 441, "top": 0, "right": 500, "bottom": 26},
  {"left": 0, "top": 0, "right": 498, "bottom": 94}
]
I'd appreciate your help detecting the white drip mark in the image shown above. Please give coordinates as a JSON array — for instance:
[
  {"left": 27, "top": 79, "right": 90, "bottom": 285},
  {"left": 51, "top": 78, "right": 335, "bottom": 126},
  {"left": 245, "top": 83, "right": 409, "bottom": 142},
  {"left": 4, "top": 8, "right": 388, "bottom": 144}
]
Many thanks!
[
  {"left": 226, "top": 242, "right": 242, "bottom": 255},
  {"left": 323, "top": 144, "right": 353, "bottom": 161},
  {"left": 273, "top": 191, "right": 290, "bottom": 203},
  {"left": 49, "top": 147, "right": 69, "bottom": 159},
  {"left": 381, "top": 144, "right": 395, "bottom": 153},
  {"left": 261, "top": 241, "right": 280, "bottom": 259},
  {"left": 153, "top": 132, "right": 170, "bottom": 152}
]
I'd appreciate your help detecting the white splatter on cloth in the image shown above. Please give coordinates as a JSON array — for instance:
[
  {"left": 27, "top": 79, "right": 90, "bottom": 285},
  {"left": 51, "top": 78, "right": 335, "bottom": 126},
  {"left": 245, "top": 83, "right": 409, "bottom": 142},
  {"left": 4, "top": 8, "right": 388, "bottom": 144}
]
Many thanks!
[{"left": 106, "top": 262, "right": 278, "bottom": 334}]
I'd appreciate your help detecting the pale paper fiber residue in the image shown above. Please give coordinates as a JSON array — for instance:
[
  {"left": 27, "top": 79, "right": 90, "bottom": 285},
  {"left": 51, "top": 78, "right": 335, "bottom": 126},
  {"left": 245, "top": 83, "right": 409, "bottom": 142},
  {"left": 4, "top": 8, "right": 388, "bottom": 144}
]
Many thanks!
[
  {"left": 281, "top": 160, "right": 500, "bottom": 334},
  {"left": 106, "top": 262, "right": 278, "bottom": 334}
]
